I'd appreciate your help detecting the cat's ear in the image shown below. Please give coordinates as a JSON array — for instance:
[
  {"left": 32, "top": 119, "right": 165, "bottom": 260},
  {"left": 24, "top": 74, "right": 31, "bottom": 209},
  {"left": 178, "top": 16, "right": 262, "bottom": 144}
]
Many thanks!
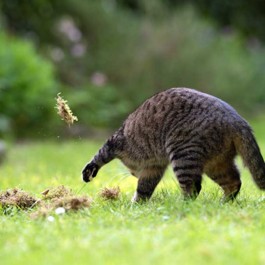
[{"left": 82, "top": 162, "right": 99, "bottom": 182}]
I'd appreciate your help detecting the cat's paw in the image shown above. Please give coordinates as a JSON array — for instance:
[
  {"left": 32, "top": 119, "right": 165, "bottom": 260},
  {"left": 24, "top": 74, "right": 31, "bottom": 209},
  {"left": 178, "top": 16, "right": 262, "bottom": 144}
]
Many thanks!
[{"left": 82, "top": 162, "right": 99, "bottom": 182}]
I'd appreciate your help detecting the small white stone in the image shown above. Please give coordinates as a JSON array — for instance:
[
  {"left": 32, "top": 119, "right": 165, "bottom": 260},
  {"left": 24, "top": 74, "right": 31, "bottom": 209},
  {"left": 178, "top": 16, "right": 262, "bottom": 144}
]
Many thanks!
[
  {"left": 55, "top": 207, "right": 66, "bottom": 215},
  {"left": 47, "top": 216, "right": 55, "bottom": 222}
]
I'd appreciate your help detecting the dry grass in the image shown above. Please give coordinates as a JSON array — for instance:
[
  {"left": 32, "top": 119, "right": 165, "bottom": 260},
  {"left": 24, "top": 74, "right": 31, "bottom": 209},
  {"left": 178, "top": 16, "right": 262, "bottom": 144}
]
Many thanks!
[
  {"left": 51, "top": 196, "right": 92, "bottom": 211},
  {"left": 99, "top": 187, "right": 120, "bottom": 200},
  {"left": 41, "top": 185, "right": 73, "bottom": 200},
  {"left": 55, "top": 93, "right": 78, "bottom": 125},
  {"left": 0, "top": 186, "right": 92, "bottom": 219},
  {"left": 30, "top": 195, "right": 92, "bottom": 219},
  {"left": 0, "top": 185, "right": 121, "bottom": 218},
  {"left": 0, "top": 188, "right": 39, "bottom": 209}
]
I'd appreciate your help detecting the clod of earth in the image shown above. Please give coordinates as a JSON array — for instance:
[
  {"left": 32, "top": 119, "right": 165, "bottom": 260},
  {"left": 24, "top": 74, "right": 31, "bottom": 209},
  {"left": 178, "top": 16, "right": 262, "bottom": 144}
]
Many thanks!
[
  {"left": 99, "top": 187, "right": 120, "bottom": 200},
  {"left": 34, "top": 185, "right": 92, "bottom": 218},
  {"left": 41, "top": 185, "right": 73, "bottom": 200},
  {"left": 51, "top": 196, "right": 92, "bottom": 211},
  {"left": 0, "top": 186, "right": 92, "bottom": 219},
  {"left": 55, "top": 93, "right": 78, "bottom": 125},
  {"left": 31, "top": 195, "right": 92, "bottom": 219},
  {"left": 0, "top": 188, "right": 39, "bottom": 209}
]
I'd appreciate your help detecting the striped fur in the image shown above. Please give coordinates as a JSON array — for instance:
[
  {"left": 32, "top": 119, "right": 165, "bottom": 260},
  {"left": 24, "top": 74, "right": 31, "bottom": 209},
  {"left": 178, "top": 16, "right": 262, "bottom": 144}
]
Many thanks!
[{"left": 82, "top": 88, "right": 265, "bottom": 202}]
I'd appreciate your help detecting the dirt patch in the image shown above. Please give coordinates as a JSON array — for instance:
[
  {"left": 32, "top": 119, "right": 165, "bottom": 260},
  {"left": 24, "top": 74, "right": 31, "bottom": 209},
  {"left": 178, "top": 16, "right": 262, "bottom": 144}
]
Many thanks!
[
  {"left": 30, "top": 195, "right": 92, "bottom": 219},
  {"left": 51, "top": 196, "right": 92, "bottom": 211},
  {"left": 0, "top": 188, "right": 39, "bottom": 209},
  {"left": 1, "top": 185, "right": 121, "bottom": 218},
  {"left": 0, "top": 186, "right": 92, "bottom": 219},
  {"left": 99, "top": 187, "right": 120, "bottom": 200}
]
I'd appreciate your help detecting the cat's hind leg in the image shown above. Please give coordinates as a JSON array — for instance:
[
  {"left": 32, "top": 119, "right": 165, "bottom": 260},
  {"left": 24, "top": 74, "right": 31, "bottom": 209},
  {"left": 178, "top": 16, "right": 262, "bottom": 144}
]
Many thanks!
[
  {"left": 132, "top": 166, "right": 166, "bottom": 202},
  {"left": 206, "top": 160, "right": 241, "bottom": 202},
  {"left": 170, "top": 151, "right": 204, "bottom": 200}
]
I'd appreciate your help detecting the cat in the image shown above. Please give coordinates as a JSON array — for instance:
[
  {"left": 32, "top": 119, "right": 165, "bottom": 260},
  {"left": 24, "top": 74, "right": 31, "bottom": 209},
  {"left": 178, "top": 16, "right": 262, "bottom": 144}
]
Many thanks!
[{"left": 82, "top": 88, "right": 265, "bottom": 202}]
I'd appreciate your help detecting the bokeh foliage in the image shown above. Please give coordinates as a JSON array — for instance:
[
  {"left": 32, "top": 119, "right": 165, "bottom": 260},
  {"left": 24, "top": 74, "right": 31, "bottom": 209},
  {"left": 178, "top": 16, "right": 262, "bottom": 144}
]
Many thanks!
[
  {"left": 0, "top": 33, "right": 58, "bottom": 138},
  {"left": 119, "top": 0, "right": 265, "bottom": 42},
  {"left": 1, "top": 0, "right": 265, "bottom": 138}
]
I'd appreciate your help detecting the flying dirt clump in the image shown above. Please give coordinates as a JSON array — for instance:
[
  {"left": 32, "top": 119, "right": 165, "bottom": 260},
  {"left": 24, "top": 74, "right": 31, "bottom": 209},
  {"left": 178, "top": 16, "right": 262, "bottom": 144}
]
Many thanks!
[
  {"left": 55, "top": 93, "right": 78, "bottom": 125},
  {"left": 99, "top": 187, "right": 120, "bottom": 200},
  {"left": 0, "top": 188, "right": 39, "bottom": 209}
]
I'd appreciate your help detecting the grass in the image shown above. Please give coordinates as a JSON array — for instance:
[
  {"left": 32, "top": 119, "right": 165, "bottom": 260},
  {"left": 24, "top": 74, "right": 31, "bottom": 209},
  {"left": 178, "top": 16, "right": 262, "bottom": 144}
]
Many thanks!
[{"left": 1, "top": 121, "right": 265, "bottom": 265}]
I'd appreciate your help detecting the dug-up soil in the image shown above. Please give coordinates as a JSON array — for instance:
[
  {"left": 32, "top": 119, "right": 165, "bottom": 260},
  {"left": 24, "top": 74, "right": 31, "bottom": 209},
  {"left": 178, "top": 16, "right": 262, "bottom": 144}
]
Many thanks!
[
  {"left": 99, "top": 186, "right": 120, "bottom": 200},
  {"left": 0, "top": 185, "right": 92, "bottom": 219},
  {"left": 0, "top": 185, "right": 121, "bottom": 219},
  {"left": 0, "top": 188, "right": 39, "bottom": 209}
]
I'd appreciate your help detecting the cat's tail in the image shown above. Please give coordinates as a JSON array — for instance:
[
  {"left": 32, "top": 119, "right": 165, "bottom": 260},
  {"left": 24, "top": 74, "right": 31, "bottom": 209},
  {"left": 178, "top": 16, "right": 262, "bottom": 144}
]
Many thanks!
[{"left": 234, "top": 124, "right": 265, "bottom": 189}]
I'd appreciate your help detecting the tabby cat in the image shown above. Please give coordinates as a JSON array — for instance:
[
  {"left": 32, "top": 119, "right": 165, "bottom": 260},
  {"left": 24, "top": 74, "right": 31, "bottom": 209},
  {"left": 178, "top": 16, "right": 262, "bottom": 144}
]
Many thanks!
[{"left": 82, "top": 88, "right": 265, "bottom": 202}]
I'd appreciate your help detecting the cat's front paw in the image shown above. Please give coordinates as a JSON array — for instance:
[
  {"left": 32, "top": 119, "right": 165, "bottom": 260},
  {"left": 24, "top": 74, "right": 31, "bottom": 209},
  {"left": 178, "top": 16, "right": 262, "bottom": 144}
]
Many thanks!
[{"left": 82, "top": 162, "right": 99, "bottom": 183}]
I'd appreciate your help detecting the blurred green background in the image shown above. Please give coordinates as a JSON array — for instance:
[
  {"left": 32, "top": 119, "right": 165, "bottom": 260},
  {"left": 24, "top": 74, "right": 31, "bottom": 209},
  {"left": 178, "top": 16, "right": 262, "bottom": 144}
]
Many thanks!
[{"left": 1, "top": 0, "right": 265, "bottom": 140}]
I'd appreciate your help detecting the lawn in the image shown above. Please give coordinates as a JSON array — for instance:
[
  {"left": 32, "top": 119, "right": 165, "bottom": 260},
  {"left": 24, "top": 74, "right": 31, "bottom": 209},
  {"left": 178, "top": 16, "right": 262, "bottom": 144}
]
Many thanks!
[{"left": 1, "top": 120, "right": 265, "bottom": 265}]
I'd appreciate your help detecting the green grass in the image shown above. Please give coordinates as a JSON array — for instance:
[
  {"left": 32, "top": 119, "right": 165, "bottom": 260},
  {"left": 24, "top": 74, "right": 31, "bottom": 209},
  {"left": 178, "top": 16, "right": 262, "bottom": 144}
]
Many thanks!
[{"left": 1, "top": 121, "right": 265, "bottom": 265}]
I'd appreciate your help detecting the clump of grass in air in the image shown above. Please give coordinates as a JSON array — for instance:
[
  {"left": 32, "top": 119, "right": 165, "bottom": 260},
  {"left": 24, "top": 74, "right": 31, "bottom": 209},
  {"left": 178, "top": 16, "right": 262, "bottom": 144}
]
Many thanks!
[{"left": 55, "top": 93, "right": 78, "bottom": 125}]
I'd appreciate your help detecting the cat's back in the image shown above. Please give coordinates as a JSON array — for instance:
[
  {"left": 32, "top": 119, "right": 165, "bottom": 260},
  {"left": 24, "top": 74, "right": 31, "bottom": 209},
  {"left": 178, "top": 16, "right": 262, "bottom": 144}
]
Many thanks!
[
  {"left": 121, "top": 87, "right": 248, "bottom": 163},
  {"left": 124, "top": 87, "right": 241, "bottom": 131}
]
